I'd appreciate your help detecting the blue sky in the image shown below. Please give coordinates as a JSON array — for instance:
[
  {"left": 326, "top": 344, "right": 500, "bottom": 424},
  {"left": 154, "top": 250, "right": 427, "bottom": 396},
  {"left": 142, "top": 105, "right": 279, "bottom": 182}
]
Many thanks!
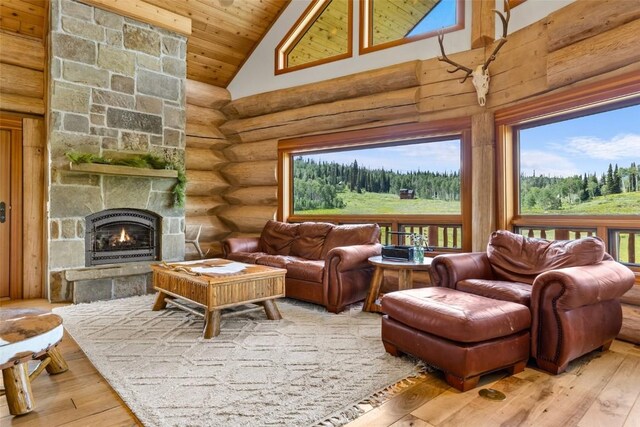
[
  {"left": 299, "top": 139, "right": 461, "bottom": 174},
  {"left": 520, "top": 103, "right": 640, "bottom": 177},
  {"left": 408, "top": 0, "right": 457, "bottom": 37}
]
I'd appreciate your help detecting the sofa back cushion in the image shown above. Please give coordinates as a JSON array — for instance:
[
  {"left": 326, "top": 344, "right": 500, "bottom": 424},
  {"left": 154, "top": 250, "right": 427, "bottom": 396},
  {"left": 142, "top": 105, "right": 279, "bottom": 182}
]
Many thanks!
[
  {"left": 321, "top": 223, "right": 380, "bottom": 258},
  {"left": 290, "top": 222, "right": 334, "bottom": 260},
  {"left": 487, "top": 230, "right": 607, "bottom": 284},
  {"left": 259, "top": 220, "right": 299, "bottom": 255}
]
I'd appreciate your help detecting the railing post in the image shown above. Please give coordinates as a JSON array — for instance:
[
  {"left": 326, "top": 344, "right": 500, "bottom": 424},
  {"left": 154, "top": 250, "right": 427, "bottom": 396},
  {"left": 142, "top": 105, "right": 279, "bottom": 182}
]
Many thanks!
[{"left": 629, "top": 233, "right": 636, "bottom": 264}]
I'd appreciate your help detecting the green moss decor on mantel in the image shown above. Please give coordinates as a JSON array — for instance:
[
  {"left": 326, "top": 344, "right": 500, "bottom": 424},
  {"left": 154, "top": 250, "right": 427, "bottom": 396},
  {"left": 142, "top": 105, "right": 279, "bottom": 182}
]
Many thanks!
[{"left": 65, "top": 151, "right": 186, "bottom": 207}]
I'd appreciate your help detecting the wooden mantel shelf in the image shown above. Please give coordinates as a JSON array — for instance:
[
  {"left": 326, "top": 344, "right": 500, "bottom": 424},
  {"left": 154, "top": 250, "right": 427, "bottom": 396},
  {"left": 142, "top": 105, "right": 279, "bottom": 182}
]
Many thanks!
[{"left": 67, "top": 162, "right": 178, "bottom": 178}]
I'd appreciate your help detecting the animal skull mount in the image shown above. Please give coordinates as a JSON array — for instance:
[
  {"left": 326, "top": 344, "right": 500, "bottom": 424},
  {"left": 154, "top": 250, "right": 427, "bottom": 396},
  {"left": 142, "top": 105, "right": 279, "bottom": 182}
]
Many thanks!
[
  {"left": 437, "top": 0, "right": 510, "bottom": 107},
  {"left": 471, "top": 65, "right": 490, "bottom": 106}
]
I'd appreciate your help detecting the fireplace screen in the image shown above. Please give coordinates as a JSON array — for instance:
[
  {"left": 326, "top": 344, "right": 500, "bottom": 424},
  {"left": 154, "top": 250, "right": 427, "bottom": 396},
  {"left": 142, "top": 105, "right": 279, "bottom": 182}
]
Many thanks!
[{"left": 85, "top": 209, "right": 160, "bottom": 266}]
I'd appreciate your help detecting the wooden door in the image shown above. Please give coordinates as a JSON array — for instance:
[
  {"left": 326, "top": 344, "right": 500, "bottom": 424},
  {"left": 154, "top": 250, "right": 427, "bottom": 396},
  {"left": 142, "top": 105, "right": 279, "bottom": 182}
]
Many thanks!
[{"left": 0, "top": 115, "right": 23, "bottom": 300}]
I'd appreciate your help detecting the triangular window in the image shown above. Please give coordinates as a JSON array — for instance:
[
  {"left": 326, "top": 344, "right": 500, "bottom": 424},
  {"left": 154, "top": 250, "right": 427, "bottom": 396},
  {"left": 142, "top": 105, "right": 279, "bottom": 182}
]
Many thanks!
[
  {"left": 275, "top": 0, "right": 352, "bottom": 74},
  {"left": 360, "top": 0, "right": 462, "bottom": 54}
]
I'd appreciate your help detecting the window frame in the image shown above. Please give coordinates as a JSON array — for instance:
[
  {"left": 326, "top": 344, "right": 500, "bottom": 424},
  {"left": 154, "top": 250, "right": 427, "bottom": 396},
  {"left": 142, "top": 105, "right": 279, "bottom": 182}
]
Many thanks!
[
  {"left": 275, "top": 0, "right": 353, "bottom": 75},
  {"left": 278, "top": 119, "right": 473, "bottom": 252},
  {"left": 495, "top": 70, "right": 640, "bottom": 273},
  {"left": 359, "top": 0, "right": 465, "bottom": 55}
]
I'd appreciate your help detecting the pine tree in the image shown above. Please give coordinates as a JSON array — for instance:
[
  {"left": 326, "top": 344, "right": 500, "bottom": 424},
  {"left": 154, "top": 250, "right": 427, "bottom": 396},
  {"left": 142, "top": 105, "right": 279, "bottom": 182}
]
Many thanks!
[
  {"left": 612, "top": 164, "right": 622, "bottom": 194},
  {"left": 605, "top": 164, "right": 614, "bottom": 195}
]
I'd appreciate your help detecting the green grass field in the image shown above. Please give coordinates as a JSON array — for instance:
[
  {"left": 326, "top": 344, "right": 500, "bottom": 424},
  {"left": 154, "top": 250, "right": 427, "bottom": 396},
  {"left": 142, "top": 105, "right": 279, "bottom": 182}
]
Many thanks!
[
  {"left": 295, "top": 191, "right": 460, "bottom": 215},
  {"left": 522, "top": 192, "right": 640, "bottom": 215}
]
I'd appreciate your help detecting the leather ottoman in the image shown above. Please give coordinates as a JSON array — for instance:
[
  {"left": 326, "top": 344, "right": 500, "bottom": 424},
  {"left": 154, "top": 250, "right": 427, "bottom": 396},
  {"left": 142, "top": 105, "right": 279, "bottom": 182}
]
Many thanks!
[{"left": 381, "top": 287, "right": 531, "bottom": 391}]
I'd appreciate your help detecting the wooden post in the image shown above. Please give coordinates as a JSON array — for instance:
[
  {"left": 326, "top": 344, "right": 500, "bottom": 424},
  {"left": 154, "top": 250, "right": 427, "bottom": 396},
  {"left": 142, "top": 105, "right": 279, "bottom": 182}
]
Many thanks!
[
  {"left": 471, "top": 112, "right": 496, "bottom": 251},
  {"left": 44, "top": 347, "right": 68, "bottom": 375},
  {"left": 471, "top": 0, "right": 496, "bottom": 49}
]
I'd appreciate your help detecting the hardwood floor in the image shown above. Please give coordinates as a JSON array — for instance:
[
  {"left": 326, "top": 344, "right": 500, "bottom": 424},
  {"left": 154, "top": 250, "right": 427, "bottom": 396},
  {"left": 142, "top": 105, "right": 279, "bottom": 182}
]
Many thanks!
[{"left": 1, "top": 299, "right": 639, "bottom": 427}]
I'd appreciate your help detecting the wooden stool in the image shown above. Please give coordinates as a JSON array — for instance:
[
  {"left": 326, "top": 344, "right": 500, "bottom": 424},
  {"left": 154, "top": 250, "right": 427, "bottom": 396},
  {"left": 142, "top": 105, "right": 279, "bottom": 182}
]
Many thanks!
[{"left": 0, "top": 308, "right": 69, "bottom": 415}]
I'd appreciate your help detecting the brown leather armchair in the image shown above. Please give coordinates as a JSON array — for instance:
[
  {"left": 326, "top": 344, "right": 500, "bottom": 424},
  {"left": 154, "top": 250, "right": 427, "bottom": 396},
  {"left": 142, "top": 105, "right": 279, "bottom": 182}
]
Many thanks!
[{"left": 430, "top": 230, "right": 635, "bottom": 374}]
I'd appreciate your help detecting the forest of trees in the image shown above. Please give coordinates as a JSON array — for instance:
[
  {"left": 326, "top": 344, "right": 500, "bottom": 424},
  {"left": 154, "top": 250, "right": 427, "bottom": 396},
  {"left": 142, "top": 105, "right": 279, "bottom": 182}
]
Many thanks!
[
  {"left": 521, "top": 161, "right": 639, "bottom": 211},
  {"left": 293, "top": 157, "right": 460, "bottom": 211}
]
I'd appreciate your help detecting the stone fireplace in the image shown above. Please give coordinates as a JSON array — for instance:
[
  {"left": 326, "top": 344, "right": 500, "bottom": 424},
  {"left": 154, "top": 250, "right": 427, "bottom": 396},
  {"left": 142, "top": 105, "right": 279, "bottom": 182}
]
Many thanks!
[{"left": 48, "top": 0, "right": 186, "bottom": 303}]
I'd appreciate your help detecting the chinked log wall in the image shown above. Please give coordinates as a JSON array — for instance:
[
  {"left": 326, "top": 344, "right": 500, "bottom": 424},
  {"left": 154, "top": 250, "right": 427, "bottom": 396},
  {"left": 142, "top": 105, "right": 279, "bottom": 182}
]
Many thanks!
[{"left": 187, "top": 0, "right": 640, "bottom": 341}]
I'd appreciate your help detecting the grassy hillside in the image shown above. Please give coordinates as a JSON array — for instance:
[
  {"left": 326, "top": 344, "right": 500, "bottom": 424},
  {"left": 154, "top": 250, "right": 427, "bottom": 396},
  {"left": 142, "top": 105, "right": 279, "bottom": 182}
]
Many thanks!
[
  {"left": 295, "top": 191, "right": 460, "bottom": 215},
  {"left": 523, "top": 192, "right": 640, "bottom": 215}
]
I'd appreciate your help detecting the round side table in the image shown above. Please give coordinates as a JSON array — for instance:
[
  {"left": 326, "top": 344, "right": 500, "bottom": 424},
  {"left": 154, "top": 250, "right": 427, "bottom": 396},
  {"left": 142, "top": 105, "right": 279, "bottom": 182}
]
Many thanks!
[{"left": 363, "top": 255, "right": 433, "bottom": 313}]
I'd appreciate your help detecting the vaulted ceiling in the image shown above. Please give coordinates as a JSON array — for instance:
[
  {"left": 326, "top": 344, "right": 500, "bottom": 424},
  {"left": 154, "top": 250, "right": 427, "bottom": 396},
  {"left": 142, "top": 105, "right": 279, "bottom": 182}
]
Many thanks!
[{"left": 1, "top": 0, "right": 447, "bottom": 90}]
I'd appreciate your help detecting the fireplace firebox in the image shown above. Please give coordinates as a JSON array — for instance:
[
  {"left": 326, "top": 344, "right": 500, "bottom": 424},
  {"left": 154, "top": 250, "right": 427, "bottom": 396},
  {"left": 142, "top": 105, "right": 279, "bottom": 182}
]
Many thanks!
[{"left": 85, "top": 209, "right": 161, "bottom": 266}]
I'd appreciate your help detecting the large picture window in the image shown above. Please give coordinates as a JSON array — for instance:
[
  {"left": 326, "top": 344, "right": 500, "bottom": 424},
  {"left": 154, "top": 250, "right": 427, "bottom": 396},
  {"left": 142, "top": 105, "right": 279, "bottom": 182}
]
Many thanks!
[
  {"left": 279, "top": 121, "right": 472, "bottom": 251},
  {"left": 517, "top": 103, "right": 639, "bottom": 215},
  {"left": 496, "top": 72, "right": 640, "bottom": 270},
  {"left": 292, "top": 139, "right": 461, "bottom": 215}
]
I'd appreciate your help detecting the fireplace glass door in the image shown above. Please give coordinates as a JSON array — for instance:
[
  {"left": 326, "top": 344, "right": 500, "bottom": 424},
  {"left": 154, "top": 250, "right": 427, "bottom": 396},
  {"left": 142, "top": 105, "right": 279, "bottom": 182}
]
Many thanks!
[{"left": 86, "top": 209, "right": 160, "bottom": 266}]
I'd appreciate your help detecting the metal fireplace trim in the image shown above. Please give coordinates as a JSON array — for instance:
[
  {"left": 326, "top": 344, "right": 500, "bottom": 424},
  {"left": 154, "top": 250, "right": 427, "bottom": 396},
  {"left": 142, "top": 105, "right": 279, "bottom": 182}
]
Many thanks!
[{"left": 85, "top": 208, "right": 161, "bottom": 267}]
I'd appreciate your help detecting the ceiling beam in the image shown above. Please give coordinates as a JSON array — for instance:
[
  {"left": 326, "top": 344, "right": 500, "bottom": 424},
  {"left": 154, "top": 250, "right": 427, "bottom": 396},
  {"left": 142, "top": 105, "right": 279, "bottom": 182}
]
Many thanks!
[{"left": 79, "top": 0, "right": 192, "bottom": 36}]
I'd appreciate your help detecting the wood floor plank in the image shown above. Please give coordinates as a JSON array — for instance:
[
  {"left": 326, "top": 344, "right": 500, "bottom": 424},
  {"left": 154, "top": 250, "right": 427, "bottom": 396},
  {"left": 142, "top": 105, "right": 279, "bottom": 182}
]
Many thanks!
[
  {"left": 345, "top": 374, "right": 448, "bottom": 427},
  {"left": 524, "top": 350, "right": 628, "bottom": 426},
  {"left": 577, "top": 355, "right": 640, "bottom": 427},
  {"left": 623, "top": 393, "right": 640, "bottom": 427},
  {"left": 390, "top": 414, "right": 435, "bottom": 427}
]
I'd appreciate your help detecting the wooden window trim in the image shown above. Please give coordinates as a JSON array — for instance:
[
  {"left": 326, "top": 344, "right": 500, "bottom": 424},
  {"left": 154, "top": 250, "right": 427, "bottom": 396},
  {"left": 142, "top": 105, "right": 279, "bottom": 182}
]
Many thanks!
[
  {"left": 275, "top": 0, "right": 353, "bottom": 75},
  {"left": 495, "top": 70, "right": 640, "bottom": 273},
  {"left": 359, "top": 0, "right": 465, "bottom": 55},
  {"left": 278, "top": 118, "right": 473, "bottom": 251}
]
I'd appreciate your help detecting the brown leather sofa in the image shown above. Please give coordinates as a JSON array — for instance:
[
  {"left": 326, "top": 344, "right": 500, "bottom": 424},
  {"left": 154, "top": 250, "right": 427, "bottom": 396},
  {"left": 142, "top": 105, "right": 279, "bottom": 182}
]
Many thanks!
[
  {"left": 430, "top": 230, "right": 636, "bottom": 374},
  {"left": 222, "top": 220, "right": 382, "bottom": 313}
]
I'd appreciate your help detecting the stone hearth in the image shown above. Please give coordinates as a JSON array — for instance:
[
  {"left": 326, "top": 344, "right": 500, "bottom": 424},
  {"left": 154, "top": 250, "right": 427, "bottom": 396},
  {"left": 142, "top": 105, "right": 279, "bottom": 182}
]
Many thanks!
[{"left": 48, "top": 0, "right": 187, "bottom": 302}]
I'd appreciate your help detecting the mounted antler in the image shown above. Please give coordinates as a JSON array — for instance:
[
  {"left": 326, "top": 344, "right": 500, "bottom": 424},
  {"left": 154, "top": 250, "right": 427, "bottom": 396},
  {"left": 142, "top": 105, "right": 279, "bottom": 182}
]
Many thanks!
[{"left": 437, "top": 0, "right": 511, "bottom": 106}]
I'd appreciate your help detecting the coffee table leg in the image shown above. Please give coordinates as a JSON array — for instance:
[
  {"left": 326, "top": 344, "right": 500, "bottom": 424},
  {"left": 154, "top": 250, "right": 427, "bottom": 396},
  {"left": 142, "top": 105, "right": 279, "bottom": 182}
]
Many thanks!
[
  {"left": 203, "top": 309, "right": 221, "bottom": 339},
  {"left": 152, "top": 291, "right": 168, "bottom": 311},
  {"left": 363, "top": 266, "right": 384, "bottom": 312},
  {"left": 261, "top": 299, "right": 282, "bottom": 320},
  {"left": 398, "top": 269, "right": 413, "bottom": 290}
]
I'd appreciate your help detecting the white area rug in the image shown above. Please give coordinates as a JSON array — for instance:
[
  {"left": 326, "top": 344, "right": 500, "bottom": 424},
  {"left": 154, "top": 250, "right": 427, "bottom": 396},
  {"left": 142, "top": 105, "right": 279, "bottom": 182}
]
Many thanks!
[{"left": 54, "top": 295, "right": 421, "bottom": 426}]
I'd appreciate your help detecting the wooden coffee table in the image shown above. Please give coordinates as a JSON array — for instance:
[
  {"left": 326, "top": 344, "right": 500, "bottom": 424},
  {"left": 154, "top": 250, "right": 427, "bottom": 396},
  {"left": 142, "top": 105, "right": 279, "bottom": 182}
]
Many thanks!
[{"left": 151, "top": 259, "right": 286, "bottom": 339}]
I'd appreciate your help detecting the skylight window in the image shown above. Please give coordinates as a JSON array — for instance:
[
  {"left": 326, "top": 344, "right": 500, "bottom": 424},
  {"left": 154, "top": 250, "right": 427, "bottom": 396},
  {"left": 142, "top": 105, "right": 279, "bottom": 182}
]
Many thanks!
[
  {"left": 360, "top": 0, "right": 463, "bottom": 54},
  {"left": 275, "top": 0, "right": 352, "bottom": 74}
]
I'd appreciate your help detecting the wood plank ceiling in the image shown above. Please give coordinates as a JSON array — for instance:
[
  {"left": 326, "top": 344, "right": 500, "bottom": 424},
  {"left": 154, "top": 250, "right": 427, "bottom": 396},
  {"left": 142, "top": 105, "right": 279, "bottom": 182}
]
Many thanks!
[{"left": 143, "top": 0, "right": 289, "bottom": 87}]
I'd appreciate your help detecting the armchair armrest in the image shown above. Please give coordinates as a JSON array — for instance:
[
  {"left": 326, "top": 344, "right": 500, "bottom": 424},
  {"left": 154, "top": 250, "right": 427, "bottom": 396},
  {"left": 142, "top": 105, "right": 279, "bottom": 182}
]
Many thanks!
[
  {"left": 222, "top": 237, "right": 260, "bottom": 257},
  {"left": 430, "top": 252, "right": 493, "bottom": 289},
  {"left": 532, "top": 261, "right": 635, "bottom": 311},
  {"left": 325, "top": 243, "right": 383, "bottom": 272}
]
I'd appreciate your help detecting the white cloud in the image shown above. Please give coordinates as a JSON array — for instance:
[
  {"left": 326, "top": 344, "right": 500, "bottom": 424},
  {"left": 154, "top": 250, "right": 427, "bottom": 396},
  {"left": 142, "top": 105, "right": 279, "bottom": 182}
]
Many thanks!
[
  {"left": 520, "top": 150, "right": 579, "bottom": 177},
  {"left": 555, "top": 133, "right": 640, "bottom": 160}
]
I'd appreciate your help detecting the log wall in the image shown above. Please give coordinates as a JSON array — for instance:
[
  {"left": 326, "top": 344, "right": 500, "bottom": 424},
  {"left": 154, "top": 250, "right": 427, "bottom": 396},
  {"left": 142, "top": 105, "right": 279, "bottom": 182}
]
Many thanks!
[
  {"left": 184, "top": 80, "right": 232, "bottom": 258},
  {"left": 187, "top": 0, "right": 640, "bottom": 340}
]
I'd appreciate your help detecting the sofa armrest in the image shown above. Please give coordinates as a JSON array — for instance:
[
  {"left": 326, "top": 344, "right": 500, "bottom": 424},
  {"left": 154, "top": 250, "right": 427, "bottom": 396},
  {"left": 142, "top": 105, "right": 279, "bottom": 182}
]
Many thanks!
[
  {"left": 325, "top": 243, "right": 383, "bottom": 272},
  {"left": 430, "top": 252, "right": 493, "bottom": 289},
  {"left": 532, "top": 261, "right": 635, "bottom": 311},
  {"left": 222, "top": 237, "right": 260, "bottom": 257}
]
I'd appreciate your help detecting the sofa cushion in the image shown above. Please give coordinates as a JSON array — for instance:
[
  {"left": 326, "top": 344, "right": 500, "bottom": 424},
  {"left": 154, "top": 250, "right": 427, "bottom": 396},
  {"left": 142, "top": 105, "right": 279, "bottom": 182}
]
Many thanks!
[
  {"left": 321, "top": 223, "right": 380, "bottom": 258},
  {"left": 456, "top": 279, "right": 531, "bottom": 307},
  {"left": 285, "top": 258, "right": 325, "bottom": 283},
  {"left": 487, "top": 230, "right": 607, "bottom": 284},
  {"left": 226, "top": 252, "right": 263, "bottom": 264},
  {"left": 290, "top": 222, "right": 334, "bottom": 260},
  {"left": 259, "top": 220, "right": 299, "bottom": 255},
  {"left": 255, "top": 254, "right": 290, "bottom": 269}
]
